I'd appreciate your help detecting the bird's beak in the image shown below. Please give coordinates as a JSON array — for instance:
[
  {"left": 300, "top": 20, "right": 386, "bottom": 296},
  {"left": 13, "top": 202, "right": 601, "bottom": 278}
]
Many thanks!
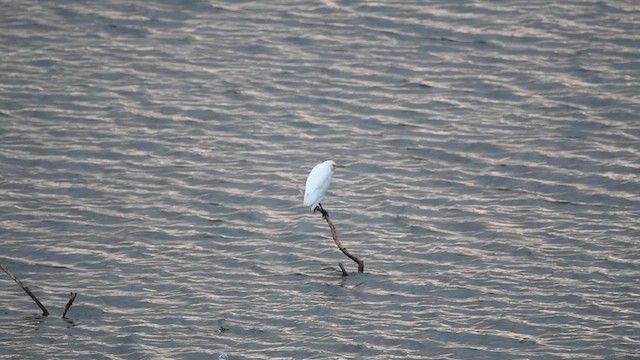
[{"left": 335, "top": 164, "right": 346, "bottom": 168}]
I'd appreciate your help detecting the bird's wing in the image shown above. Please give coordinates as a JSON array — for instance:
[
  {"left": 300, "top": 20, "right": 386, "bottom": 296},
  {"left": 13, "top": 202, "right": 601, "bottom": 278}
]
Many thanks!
[{"left": 304, "top": 185, "right": 327, "bottom": 207}]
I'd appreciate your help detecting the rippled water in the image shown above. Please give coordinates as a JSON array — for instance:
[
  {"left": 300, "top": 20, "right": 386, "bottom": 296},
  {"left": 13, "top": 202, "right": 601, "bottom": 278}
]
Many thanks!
[{"left": 1, "top": 1, "right": 639, "bottom": 359}]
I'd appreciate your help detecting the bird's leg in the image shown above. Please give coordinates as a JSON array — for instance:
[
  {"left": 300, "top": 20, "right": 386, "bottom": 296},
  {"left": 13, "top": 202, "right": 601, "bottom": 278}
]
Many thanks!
[{"left": 315, "top": 203, "right": 328, "bottom": 217}]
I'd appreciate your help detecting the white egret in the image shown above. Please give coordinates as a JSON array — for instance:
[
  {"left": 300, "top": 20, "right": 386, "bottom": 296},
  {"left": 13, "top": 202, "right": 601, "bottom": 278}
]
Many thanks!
[
  {"left": 302, "top": 159, "right": 364, "bottom": 274},
  {"left": 303, "top": 160, "right": 337, "bottom": 212}
]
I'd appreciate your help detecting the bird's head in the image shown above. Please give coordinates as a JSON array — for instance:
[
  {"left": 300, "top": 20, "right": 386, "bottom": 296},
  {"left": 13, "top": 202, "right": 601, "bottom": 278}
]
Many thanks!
[{"left": 326, "top": 160, "right": 345, "bottom": 171}]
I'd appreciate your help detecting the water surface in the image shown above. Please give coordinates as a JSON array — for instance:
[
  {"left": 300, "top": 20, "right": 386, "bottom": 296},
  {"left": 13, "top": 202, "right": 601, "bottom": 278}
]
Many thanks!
[{"left": 1, "top": 1, "right": 639, "bottom": 359}]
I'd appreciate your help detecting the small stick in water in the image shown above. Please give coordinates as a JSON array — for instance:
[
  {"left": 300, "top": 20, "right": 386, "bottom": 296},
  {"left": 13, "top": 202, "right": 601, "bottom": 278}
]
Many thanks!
[
  {"left": 338, "top": 263, "right": 348, "bottom": 277},
  {"left": 62, "top": 292, "right": 77, "bottom": 319}
]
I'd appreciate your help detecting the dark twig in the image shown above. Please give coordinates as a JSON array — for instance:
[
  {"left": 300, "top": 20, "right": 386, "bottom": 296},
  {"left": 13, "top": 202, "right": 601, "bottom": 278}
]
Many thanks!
[
  {"left": 338, "top": 263, "right": 348, "bottom": 277},
  {"left": 315, "top": 204, "right": 364, "bottom": 274},
  {"left": 0, "top": 260, "right": 49, "bottom": 316},
  {"left": 62, "top": 292, "right": 77, "bottom": 319}
]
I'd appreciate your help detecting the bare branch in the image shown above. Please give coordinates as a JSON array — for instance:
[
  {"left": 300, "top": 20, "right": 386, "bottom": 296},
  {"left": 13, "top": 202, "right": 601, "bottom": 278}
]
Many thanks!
[
  {"left": 0, "top": 260, "right": 49, "bottom": 316},
  {"left": 315, "top": 205, "right": 364, "bottom": 274}
]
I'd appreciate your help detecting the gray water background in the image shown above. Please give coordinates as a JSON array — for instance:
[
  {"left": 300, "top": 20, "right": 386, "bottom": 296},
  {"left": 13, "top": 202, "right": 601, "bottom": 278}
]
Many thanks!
[{"left": 1, "top": 1, "right": 639, "bottom": 359}]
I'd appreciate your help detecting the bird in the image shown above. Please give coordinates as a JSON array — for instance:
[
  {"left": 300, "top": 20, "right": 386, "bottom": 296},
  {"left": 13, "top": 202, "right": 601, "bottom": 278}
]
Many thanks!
[{"left": 304, "top": 160, "right": 338, "bottom": 213}]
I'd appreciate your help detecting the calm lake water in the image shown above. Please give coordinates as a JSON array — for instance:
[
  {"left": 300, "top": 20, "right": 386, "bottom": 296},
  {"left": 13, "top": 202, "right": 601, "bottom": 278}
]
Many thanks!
[{"left": 1, "top": 1, "right": 639, "bottom": 359}]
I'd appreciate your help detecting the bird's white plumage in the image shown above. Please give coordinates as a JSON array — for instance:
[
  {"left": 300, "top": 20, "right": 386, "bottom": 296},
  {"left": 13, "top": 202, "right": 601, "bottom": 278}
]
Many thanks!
[{"left": 304, "top": 160, "right": 337, "bottom": 210}]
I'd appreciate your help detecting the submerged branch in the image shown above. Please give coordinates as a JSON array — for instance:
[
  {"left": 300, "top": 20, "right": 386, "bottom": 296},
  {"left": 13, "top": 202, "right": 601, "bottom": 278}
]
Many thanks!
[{"left": 0, "top": 260, "right": 49, "bottom": 316}]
